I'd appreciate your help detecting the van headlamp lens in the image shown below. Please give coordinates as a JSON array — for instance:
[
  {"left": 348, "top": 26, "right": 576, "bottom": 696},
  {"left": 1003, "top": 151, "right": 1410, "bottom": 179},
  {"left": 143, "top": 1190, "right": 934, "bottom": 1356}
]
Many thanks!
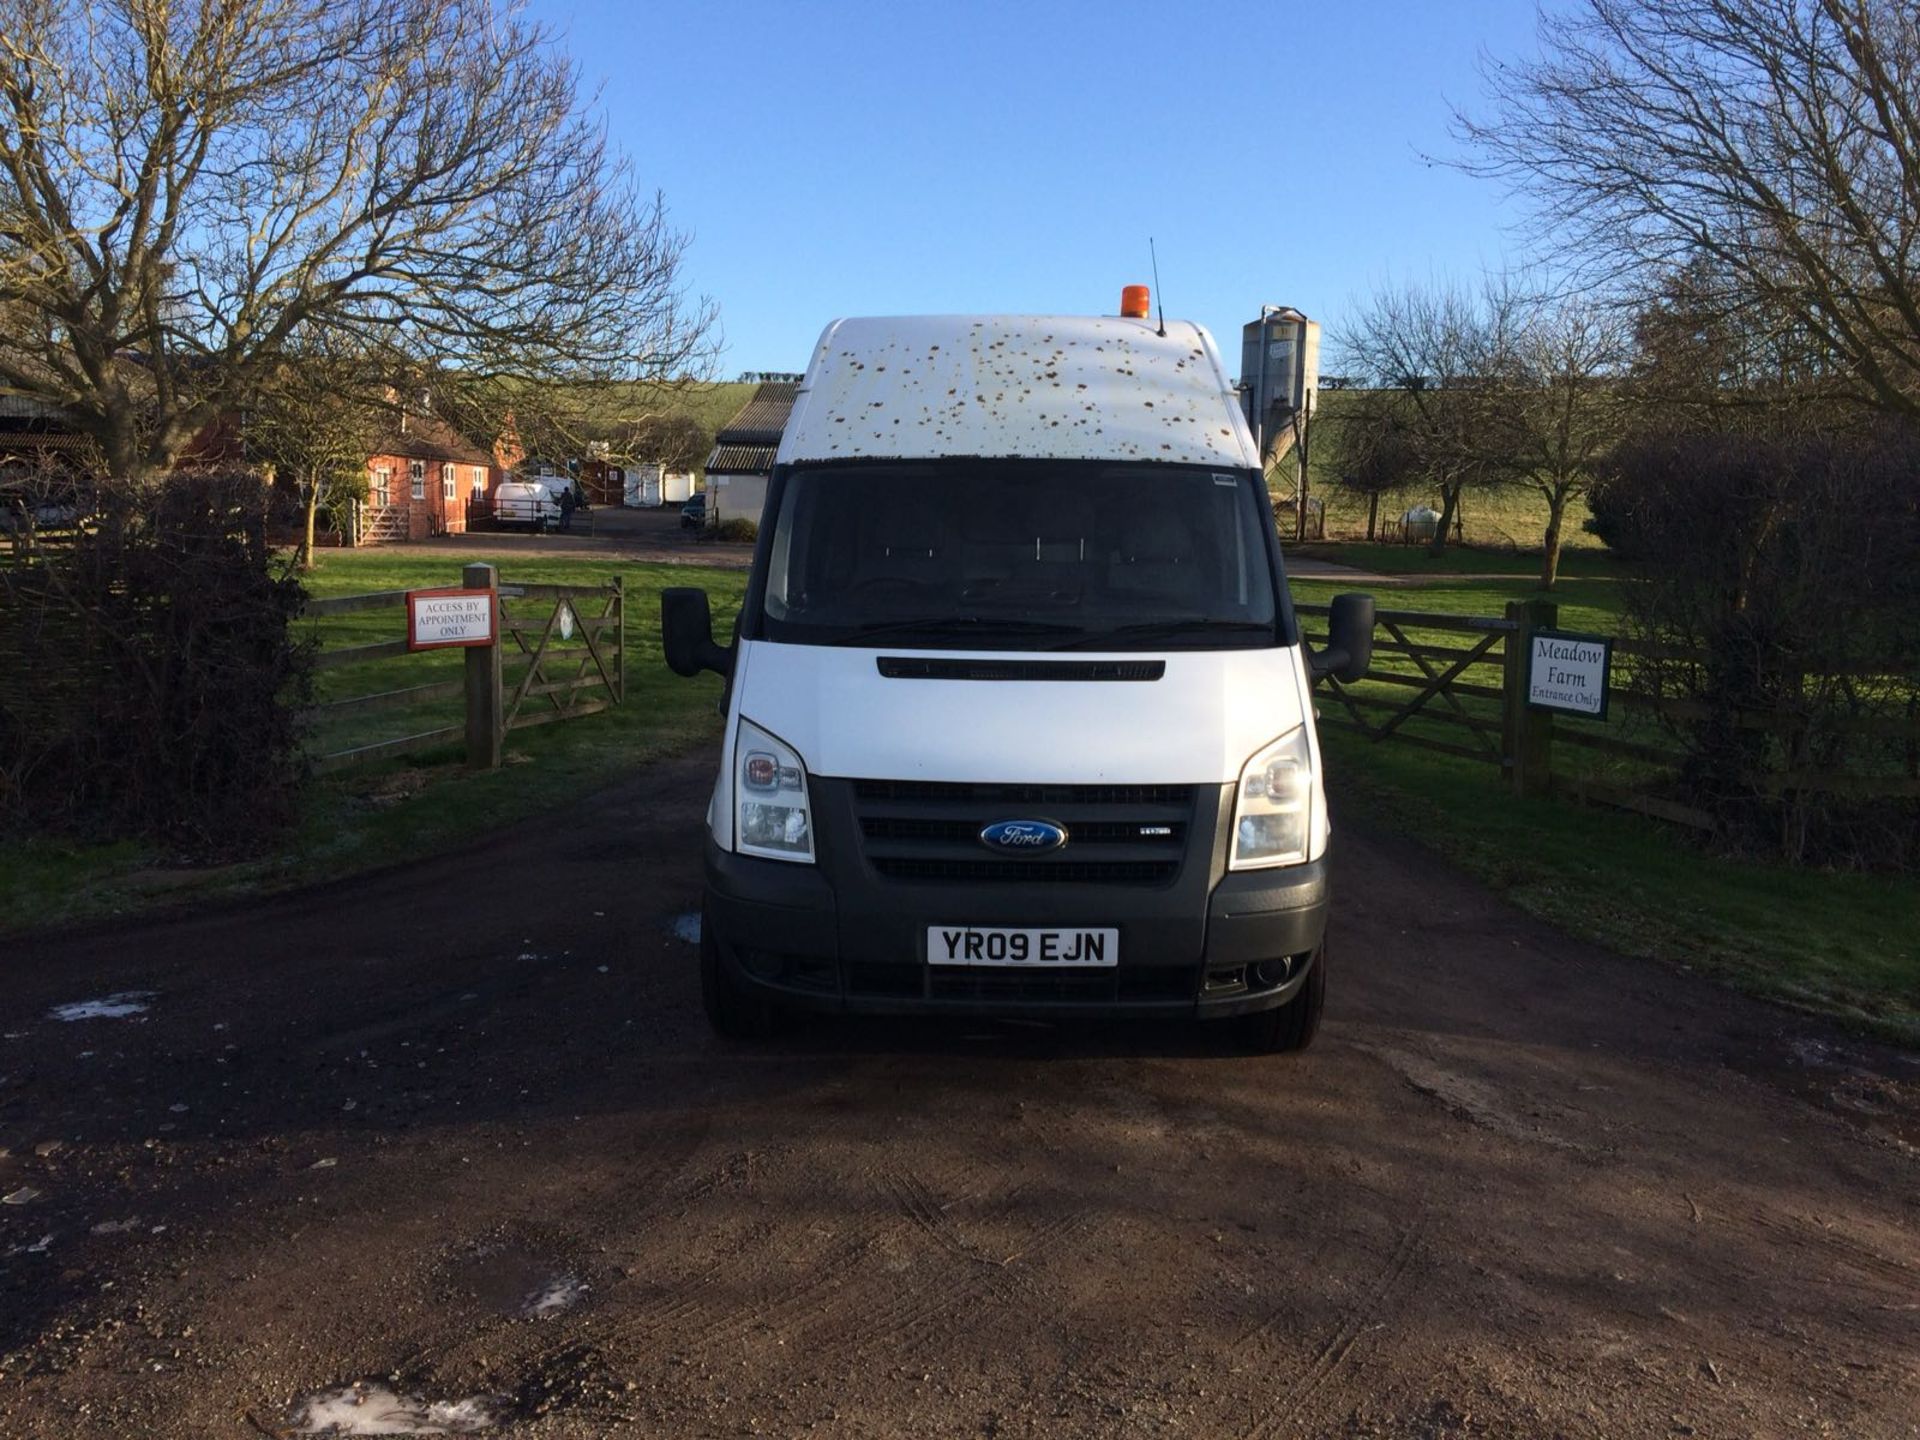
[
  {"left": 735, "top": 719, "right": 814, "bottom": 863},
  {"left": 1230, "top": 728, "right": 1312, "bottom": 869}
]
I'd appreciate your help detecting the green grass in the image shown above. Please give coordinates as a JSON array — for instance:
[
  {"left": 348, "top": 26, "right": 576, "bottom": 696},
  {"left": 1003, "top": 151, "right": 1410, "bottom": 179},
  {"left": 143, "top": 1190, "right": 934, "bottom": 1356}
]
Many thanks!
[
  {"left": 1319, "top": 727, "right": 1920, "bottom": 1044},
  {"left": 1288, "top": 566, "right": 1919, "bottom": 1043},
  {"left": 1294, "top": 390, "right": 1603, "bottom": 550},
  {"left": 0, "top": 549, "right": 744, "bottom": 936},
  {"left": 1289, "top": 572, "right": 1624, "bottom": 634},
  {"left": 1287, "top": 540, "right": 1624, "bottom": 581}
]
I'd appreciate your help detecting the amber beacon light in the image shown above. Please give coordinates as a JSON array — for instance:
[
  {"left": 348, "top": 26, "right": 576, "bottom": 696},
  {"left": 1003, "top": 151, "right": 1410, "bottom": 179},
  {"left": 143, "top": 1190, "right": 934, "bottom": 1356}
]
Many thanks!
[{"left": 1120, "top": 285, "right": 1151, "bottom": 319}]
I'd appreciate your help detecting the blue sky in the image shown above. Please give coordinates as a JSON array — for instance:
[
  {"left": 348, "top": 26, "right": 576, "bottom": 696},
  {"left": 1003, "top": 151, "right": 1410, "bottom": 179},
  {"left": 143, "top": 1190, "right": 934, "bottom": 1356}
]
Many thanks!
[{"left": 537, "top": 0, "right": 1545, "bottom": 376}]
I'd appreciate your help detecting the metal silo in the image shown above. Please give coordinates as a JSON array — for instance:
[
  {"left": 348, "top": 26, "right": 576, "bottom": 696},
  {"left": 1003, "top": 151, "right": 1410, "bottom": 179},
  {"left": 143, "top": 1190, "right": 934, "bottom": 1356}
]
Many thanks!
[{"left": 1239, "top": 307, "right": 1320, "bottom": 457}]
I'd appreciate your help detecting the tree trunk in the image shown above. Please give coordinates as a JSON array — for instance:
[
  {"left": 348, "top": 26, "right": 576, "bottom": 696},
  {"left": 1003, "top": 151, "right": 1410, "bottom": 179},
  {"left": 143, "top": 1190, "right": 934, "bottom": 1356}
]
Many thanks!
[
  {"left": 1366, "top": 491, "right": 1379, "bottom": 542},
  {"left": 1429, "top": 484, "right": 1461, "bottom": 556},
  {"left": 1540, "top": 489, "right": 1565, "bottom": 590},
  {"left": 300, "top": 474, "right": 321, "bottom": 571}
]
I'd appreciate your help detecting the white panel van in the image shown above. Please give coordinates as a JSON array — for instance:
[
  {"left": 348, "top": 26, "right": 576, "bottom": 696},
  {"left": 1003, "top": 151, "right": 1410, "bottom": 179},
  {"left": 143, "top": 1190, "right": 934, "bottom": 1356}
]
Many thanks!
[
  {"left": 492, "top": 480, "right": 561, "bottom": 531},
  {"left": 663, "top": 298, "right": 1373, "bottom": 1051}
]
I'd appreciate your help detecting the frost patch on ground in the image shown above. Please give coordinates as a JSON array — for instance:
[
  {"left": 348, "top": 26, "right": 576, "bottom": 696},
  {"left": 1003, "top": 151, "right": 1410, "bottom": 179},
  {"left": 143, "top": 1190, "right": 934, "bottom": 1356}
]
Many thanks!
[
  {"left": 292, "top": 1382, "right": 499, "bottom": 1434},
  {"left": 50, "top": 991, "right": 155, "bottom": 1022},
  {"left": 524, "top": 1274, "right": 587, "bottom": 1317},
  {"left": 671, "top": 912, "right": 702, "bottom": 945}
]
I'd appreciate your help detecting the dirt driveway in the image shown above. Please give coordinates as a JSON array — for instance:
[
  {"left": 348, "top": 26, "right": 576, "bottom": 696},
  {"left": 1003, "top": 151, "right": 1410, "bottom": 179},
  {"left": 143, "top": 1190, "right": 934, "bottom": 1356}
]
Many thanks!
[
  {"left": 1, "top": 759, "right": 1916, "bottom": 1438},
  {"left": 389, "top": 504, "right": 757, "bottom": 570}
]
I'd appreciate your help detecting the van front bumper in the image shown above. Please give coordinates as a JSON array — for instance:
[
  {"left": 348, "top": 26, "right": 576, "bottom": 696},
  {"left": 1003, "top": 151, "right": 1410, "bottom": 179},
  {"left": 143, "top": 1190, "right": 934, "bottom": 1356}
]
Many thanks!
[{"left": 703, "top": 839, "right": 1328, "bottom": 1021}]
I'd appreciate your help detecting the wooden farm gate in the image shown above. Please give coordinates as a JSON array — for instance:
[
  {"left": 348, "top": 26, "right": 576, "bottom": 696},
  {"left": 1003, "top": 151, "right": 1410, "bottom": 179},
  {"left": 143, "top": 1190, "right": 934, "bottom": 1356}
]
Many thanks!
[{"left": 302, "top": 564, "right": 625, "bottom": 773}]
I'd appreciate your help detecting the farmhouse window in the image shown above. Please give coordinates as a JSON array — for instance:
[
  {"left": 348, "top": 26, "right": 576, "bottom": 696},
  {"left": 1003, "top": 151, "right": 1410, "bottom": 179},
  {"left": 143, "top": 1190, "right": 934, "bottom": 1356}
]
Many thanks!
[
  {"left": 373, "top": 466, "right": 391, "bottom": 505},
  {"left": 410, "top": 460, "right": 426, "bottom": 500},
  {"left": 441, "top": 462, "right": 455, "bottom": 501},
  {"left": 471, "top": 466, "right": 486, "bottom": 497}
]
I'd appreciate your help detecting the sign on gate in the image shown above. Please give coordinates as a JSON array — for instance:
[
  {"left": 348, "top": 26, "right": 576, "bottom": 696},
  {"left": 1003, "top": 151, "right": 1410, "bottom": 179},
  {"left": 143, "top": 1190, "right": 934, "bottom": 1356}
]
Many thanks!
[
  {"left": 1528, "top": 629, "right": 1613, "bottom": 718},
  {"left": 406, "top": 587, "right": 497, "bottom": 650}
]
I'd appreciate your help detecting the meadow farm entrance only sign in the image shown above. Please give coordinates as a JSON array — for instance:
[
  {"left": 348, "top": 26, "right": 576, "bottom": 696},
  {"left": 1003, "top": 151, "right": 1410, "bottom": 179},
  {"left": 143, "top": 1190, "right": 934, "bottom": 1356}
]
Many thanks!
[{"left": 1527, "top": 629, "right": 1613, "bottom": 719}]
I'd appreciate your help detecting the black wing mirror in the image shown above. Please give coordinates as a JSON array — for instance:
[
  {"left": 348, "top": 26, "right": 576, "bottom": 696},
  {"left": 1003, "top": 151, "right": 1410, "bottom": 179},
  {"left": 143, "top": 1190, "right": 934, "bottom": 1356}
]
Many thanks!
[
  {"left": 1309, "top": 592, "right": 1374, "bottom": 685},
  {"left": 661, "top": 587, "right": 734, "bottom": 678}
]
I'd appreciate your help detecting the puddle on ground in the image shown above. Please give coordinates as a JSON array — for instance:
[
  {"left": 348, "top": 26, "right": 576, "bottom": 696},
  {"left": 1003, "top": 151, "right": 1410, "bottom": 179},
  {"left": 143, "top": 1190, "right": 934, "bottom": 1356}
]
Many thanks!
[
  {"left": 444, "top": 1243, "right": 586, "bottom": 1320},
  {"left": 523, "top": 1274, "right": 587, "bottom": 1318},
  {"left": 291, "top": 1382, "right": 499, "bottom": 1434},
  {"left": 49, "top": 991, "right": 156, "bottom": 1022},
  {"left": 670, "top": 912, "right": 701, "bottom": 944}
]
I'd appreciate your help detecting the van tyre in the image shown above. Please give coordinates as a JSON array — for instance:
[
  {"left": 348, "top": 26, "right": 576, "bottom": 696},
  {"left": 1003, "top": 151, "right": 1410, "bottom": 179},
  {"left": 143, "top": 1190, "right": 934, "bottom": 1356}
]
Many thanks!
[
  {"left": 1236, "top": 943, "right": 1326, "bottom": 1054},
  {"left": 700, "top": 907, "right": 776, "bottom": 1040}
]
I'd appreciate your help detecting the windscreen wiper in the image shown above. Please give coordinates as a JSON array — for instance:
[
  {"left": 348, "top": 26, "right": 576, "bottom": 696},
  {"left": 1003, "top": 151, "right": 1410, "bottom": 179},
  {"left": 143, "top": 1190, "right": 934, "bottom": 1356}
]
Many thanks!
[
  {"left": 829, "top": 616, "right": 1085, "bottom": 646},
  {"left": 1060, "top": 619, "right": 1277, "bottom": 649}
]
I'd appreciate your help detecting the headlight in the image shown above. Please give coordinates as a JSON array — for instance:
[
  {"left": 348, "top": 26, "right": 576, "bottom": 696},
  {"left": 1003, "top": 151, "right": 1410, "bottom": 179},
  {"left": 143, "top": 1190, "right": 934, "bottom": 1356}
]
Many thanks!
[
  {"left": 1230, "top": 727, "right": 1313, "bottom": 869},
  {"left": 735, "top": 718, "right": 814, "bottom": 863}
]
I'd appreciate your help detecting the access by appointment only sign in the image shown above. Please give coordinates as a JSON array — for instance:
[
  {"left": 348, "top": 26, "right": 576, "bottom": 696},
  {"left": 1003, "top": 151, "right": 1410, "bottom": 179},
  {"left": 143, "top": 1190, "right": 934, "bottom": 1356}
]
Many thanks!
[
  {"left": 406, "top": 588, "right": 497, "bottom": 651},
  {"left": 1527, "top": 629, "right": 1613, "bottom": 719}
]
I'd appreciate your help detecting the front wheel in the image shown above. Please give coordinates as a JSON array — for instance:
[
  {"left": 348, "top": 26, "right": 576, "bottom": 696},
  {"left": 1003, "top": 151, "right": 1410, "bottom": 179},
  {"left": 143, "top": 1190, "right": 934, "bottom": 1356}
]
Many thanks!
[
  {"left": 700, "top": 906, "right": 776, "bottom": 1040},
  {"left": 1235, "top": 944, "right": 1326, "bottom": 1054}
]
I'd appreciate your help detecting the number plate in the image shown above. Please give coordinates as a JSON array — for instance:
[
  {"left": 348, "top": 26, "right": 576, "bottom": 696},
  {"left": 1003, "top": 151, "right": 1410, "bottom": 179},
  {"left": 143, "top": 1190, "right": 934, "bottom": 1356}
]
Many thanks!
[{"left": 927, "top": 926, "right": 1118, "bottom": 967}]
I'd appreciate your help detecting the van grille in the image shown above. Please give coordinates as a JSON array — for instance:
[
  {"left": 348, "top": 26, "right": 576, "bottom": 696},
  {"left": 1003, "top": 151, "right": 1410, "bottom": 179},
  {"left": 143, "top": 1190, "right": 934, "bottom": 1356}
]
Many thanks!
[
  {"left": 850, "top": 780, "right": 1196, "bottom": 887},
  {"left": 927, "top": 965, "right": 1197, "bottom": 1002}
]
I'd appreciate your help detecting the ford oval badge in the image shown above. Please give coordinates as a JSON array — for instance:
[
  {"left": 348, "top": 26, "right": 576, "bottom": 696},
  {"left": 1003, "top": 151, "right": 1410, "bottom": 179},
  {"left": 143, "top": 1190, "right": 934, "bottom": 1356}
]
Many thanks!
[{"left": 979, "top": 819, "right": 1068, "bottom": 854}]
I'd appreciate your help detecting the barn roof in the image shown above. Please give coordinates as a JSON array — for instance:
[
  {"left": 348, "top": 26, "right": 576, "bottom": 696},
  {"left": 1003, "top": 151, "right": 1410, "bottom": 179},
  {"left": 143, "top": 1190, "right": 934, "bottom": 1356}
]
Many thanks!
[
  {"left": 706, "top": 444, "right": 778, "bottom": 474},
  {"left": 704, "top": 381, "right": 799, "bottom": 476}
]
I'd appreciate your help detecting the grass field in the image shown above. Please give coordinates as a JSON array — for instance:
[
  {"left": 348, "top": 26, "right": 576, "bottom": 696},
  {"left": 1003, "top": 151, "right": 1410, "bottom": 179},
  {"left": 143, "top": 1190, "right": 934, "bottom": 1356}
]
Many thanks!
[
  {"left": 1287, "top": 540, "right": 1623, "bottom": 580},
  {"left": 1289, "top": 569, "right": 1919, "bottom": 1044},
  {"left": 1293, "top": 389, "right": 1602, "bottom": 550},
  {"left": 1319, "top": 728, "right": 1920, "bottom": 1044}
]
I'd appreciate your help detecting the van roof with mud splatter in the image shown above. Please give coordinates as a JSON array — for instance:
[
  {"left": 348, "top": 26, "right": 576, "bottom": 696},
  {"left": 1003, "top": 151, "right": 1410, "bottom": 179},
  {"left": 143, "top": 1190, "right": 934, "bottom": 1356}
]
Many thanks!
[{"left": 777, "top": 314, "right": 1260, "bottom": 470}]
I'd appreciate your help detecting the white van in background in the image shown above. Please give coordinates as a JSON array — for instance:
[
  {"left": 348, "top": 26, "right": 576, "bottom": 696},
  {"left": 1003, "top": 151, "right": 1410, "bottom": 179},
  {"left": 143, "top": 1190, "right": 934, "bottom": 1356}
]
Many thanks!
[
  {"left": 663, "top": 293, "right": 1373, "bottom": 1052},
  {"left": 492, "top": 480, "right": 562, "bottom": 532}
]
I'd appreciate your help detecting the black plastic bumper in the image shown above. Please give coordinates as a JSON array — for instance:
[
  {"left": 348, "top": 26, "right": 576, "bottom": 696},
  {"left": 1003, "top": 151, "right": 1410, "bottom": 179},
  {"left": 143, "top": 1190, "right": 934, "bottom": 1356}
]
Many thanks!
[{"left": 703, "top": 837, "right": 1328, "bottom": 1021}]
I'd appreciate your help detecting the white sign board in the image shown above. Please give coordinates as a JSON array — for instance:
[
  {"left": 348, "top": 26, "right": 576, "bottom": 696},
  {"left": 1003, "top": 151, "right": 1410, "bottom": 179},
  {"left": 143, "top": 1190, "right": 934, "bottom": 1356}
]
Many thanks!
[
  {"left": 1528, "top": 630, "right": 1613, "bottom": 719},
  {"left": 407, "top": 588, "right": 496, "bottom": 651}
]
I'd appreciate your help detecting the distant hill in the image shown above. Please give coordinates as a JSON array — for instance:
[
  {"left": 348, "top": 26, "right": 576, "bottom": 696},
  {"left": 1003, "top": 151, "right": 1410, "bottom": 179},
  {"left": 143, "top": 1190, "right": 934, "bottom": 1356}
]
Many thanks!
[{"left": 579, "top": 379, "right": 757, "bottom": 478}]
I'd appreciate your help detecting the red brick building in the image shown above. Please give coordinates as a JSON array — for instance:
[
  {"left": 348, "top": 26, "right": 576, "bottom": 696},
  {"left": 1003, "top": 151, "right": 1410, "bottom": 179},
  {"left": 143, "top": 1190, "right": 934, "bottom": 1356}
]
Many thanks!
[{"left": 362, "top": 414, "right": 503, "bottom": 542}]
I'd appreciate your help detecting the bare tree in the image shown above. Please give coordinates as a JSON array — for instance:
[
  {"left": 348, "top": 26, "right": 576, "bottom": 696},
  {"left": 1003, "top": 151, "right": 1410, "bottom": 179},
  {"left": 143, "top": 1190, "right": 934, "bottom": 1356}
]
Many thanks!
[
  {"left": 1498, "top": 302, "right": 1632, "bottom": 587},
  {"left": 620, "top": 411, "right": 713, "bottom": 473},
  {"left": 1454, "top": 0, "right": 1920, "bottom": 418},
  {"left": 1325, "top": 389, "right": 1418, "bottom": 542},
  {"left": 245, "top": 351, "right": 383, "bottom": 569},
  {"left": 0, "top": 0, "right": 715, "bottom": 479},
  {"left": 1334, "top": 281, "right": 1520, "bottom": 555}
]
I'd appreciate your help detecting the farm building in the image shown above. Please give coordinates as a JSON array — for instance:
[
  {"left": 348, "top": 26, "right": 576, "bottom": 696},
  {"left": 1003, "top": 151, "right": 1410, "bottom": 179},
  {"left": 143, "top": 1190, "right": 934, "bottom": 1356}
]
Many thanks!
[
  {"left": 704, "top": 380, "right": 798, "bottom": 527},
  {"left": 362, "top": 413, "right": 503, "bottom": 542},
  {"left": 579, "top": 458, "right": 697, "bottom": 508}
]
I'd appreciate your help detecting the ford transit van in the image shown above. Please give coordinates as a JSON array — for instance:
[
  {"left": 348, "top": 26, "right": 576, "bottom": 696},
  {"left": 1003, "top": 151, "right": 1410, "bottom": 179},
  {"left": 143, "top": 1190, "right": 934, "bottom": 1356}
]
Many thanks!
[
  {"left": 662, "top": 298, "right": 1372, "bottom": 1051},
  {"left": 493, "top": 480, "right": 561, "bottom": 532}
]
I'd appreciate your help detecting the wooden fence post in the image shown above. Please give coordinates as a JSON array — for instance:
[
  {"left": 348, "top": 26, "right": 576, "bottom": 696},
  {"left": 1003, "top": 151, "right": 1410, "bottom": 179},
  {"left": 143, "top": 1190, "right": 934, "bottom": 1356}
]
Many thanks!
[
  {"left": 613, "top": 575, "right": 626, "bottom": 703},
  {"left": 1502, "top": 598, "right": 1557, "bottom": 797},
  {"left": 464, "top": 562, "right": 503, "bottom": 770}
]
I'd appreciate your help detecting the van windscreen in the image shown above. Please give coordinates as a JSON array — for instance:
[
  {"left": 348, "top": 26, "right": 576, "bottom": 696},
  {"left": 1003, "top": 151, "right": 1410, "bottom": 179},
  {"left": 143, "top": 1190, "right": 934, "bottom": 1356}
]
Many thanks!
[{"left": 756, "top": 462, "right": 1283, "bottom": 651}]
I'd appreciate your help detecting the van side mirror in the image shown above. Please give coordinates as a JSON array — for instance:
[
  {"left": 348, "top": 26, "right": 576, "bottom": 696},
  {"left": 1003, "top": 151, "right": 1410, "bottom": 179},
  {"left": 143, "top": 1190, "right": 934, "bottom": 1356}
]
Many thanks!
[
  {"left": 1310, "top": 592, "right": 1374, "bottom": 685},
  {"left": 661, "top": 587, "right": 734, "bottom": 678}
]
